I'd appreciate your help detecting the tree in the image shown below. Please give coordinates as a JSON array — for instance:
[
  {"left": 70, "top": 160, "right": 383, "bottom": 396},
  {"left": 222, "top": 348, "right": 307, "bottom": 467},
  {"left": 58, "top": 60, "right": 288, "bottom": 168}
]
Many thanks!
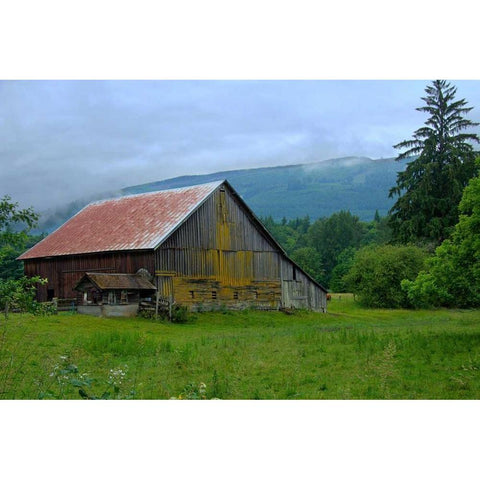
[
  {"left": 389, "top": 80, "right": 479, "bottom": 245},
  {"left": 0, "top": 234, "right": 44, "bottom": 280},
  {"left": 402, "top": 159, "right": 480, "bottom": 308},
  {"left": 308, "top": 211, "right": 364, "bottom": 285},
  {"left": 261, "top": 215, "right": 307, "bottom": 255},
  {"left": 361, "top": 215, "right": 392, "bottom": 246},
  {"left": 344, "top": 244, "right": 427, "bottom": 308},
  {"left": 0, "top": 195, "right": 40, "bottom": 280},
  {"left": 290, "top": 247, "right": 324, "bottom": 283},
  {"left": 0, "top": 195, "right": 38, "bottom": 233},
  {"left": 329, "top": 247, "right": 356, "bottom": 293}
]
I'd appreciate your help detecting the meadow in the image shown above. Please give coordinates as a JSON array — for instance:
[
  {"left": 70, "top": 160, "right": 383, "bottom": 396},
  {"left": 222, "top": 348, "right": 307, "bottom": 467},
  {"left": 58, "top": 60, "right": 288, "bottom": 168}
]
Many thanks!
[{"left": 1, "top": 295, "right": 480, "bottom": 400}]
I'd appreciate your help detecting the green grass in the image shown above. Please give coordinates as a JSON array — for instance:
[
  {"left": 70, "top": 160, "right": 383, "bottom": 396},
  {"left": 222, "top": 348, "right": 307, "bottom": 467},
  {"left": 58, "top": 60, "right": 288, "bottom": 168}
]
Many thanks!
[{"left": 1, "top": 294, "right": 480, "bottom": 399}]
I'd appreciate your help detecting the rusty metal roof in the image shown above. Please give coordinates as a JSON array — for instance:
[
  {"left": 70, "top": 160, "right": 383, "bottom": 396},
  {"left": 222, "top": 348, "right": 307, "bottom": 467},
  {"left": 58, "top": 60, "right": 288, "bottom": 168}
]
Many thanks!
[
  {"left": 75, "top": 273, "right": 156, "bottom": 291},
  {"left": 19, "top": 181, "right": 223, "bottom": 260}
]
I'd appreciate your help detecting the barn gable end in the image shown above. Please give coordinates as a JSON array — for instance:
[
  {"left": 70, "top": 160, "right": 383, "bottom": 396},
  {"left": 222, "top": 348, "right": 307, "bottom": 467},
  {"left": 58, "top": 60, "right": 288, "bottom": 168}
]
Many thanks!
[{"left": 155, "top": 182, "right": 326, "bottom": 311}]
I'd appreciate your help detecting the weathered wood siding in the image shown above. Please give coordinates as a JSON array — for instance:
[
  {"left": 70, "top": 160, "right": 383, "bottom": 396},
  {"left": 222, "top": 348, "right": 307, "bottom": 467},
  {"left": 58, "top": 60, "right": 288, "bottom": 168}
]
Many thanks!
[
  {"left": 155, "top": 184, "right": 326, "bottom": 311},
  {"left": 24, "top": 251, "right": 154, "bottom": 302},
  {"left": 23, "top": 181, "right": 326, "bottom": 311},
  {"left": 280, "top": 259, "right": 326, "bottom": 311}
]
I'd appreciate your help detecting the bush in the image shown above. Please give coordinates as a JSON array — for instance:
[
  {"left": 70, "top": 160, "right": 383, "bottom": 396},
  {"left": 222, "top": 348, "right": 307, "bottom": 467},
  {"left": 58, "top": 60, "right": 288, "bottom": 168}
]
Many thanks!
[
  {"left": 402, "top": 162, "right": 480, "bottom": 308},
  {"left": 31, "top": 300, "right": 57, "bottom": 316},
  {"left": 344, "top": 244, "right": 428, "bottom": 308},
  {"left": 139, "top": 303, "right": 190, "bottom": 323},
  {"left": 170, "top": 304, "right": 189, "bottom": 323},
  {"left": 0, "top": 276, "right": 47, "bottom": 318},
  {"left": 138, "top": 308, "right": 156, "bottom": 320}
]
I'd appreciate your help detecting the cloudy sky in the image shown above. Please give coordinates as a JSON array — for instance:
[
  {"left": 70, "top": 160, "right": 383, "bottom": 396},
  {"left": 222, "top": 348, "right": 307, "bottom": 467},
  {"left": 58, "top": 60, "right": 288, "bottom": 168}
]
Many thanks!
[{"left": 1, "top": 80, "right": 480, "bottom": 212}]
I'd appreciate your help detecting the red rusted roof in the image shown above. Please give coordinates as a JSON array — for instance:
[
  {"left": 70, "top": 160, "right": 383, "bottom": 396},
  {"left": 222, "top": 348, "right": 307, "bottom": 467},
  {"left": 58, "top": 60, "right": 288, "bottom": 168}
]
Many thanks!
[{"left": 19, "top": 181, "right": 223, "bottom": 260}]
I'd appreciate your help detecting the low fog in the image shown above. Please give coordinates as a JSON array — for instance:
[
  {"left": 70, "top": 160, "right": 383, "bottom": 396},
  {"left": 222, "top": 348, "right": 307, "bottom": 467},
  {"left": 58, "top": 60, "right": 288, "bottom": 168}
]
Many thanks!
[{"left": 1, "top": 80, "right": 479, "bottom": 213}]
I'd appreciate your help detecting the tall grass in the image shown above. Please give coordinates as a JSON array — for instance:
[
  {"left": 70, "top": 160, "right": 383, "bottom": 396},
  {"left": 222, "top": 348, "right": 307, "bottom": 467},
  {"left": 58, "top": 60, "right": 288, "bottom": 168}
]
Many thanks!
[
  {"left": 1, "top": 296, "right": 480, "bottom": 399},
  {"left": 76, "top": 331, "right": 158, "bottom": 357}
]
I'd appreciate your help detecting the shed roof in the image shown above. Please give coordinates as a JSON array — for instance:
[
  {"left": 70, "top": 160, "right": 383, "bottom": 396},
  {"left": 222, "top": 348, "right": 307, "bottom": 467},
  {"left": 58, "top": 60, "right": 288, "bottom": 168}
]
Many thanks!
[
  {"left": 18, "top": 181, "right": 223, "bottom": 260},
  {"left": 75, "top": 273, "right": 156, "bottom": 291}
]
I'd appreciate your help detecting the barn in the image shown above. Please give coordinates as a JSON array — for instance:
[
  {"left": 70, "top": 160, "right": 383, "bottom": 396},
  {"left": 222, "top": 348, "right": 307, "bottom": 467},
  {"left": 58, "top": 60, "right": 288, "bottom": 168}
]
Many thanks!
[{"left": 18, "top": 180, "right": 327, "bottom": 314}]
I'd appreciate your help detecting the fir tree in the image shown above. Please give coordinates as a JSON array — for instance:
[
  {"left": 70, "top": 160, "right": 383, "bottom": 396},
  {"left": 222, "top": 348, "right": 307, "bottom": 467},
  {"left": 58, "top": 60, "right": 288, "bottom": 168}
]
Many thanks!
[{"left": 389, "top": 80, "right": 479, "bottom": 244}]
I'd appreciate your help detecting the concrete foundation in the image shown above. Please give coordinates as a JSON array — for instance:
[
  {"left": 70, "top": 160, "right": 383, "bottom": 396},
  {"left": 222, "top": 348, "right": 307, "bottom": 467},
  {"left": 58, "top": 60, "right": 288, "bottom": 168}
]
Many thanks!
[{"left": 77, "top": 304, "right": 139, "bottom": 317}]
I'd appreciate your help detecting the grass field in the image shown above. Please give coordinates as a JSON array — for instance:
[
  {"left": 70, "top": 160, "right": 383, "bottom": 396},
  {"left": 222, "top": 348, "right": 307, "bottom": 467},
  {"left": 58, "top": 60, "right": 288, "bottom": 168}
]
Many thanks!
[{"left": 1, "top": 294, "right": 480, "bottom": 399}]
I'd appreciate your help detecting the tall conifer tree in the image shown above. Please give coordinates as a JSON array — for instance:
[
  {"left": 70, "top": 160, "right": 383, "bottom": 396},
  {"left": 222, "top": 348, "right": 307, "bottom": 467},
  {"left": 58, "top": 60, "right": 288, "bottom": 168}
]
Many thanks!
[{"left": 389, "top": 80, "right": 479, "bottom": 244}]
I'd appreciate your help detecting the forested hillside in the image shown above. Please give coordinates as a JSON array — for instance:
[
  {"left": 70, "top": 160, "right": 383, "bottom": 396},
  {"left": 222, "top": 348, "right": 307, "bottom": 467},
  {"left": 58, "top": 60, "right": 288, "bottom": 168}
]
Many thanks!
[
  {"left": 38, "top": 156, "right": 407, "bottom": 233},
  {"left": 122, "top": 156, "right": 407, "bottom": 220}
]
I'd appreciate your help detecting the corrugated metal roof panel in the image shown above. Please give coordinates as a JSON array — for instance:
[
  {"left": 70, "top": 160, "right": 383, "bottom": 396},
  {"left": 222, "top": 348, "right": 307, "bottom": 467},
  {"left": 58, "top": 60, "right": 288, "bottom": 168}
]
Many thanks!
[{"left": 19, "top": 181, "right": 223, "bottom": 260}]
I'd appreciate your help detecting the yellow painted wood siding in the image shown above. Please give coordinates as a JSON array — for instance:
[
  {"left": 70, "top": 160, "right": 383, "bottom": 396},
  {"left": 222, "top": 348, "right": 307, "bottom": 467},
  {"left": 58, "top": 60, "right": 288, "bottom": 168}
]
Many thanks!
[{"left": 155, "top": 184, "right": 325, "bottom": 311}]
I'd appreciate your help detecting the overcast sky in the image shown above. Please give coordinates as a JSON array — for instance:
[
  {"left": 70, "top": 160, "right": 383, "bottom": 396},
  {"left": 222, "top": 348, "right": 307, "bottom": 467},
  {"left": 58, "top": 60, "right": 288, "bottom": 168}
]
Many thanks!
[{"left": 1, "top": 80, "right": 480, "bottom": 212}]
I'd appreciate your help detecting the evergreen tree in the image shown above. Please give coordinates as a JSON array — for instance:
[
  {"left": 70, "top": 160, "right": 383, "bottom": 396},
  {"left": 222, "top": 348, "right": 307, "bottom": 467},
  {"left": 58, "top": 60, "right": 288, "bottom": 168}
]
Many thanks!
[{"left": 389, "top": 80, "right": 479, "bottom": 244}]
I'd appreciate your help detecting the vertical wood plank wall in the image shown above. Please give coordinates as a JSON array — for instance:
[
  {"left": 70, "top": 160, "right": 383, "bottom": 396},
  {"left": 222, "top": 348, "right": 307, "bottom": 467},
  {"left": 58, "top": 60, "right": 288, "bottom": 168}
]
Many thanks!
[
  {"left": 156, "top": 185, "right": 326, "bottom": 311},
  {"left": 24, "top": 251, "right": 154, "bottom": 302}
]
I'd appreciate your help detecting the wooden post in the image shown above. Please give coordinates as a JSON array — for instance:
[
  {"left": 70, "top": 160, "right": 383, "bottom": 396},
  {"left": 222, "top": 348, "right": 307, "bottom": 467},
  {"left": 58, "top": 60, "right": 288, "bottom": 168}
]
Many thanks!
[
  {"left": 155, "top": 277, "right": 159, "bottom": 321},
  {"left": 168, "top": 277, "right": 173, "bottom": 321}
]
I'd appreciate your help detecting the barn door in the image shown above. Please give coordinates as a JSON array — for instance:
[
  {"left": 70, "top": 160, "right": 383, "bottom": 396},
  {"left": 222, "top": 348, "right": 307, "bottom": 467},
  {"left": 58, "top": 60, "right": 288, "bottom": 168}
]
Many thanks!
[{"left": 282, "top": 280, "right": 308, "bottom": 309}]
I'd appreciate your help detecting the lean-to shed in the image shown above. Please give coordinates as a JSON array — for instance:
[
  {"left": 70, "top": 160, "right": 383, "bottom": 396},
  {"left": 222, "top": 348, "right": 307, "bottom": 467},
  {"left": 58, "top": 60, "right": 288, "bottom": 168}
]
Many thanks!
[
  {"left": 74, "top": 272, "right": 156, "bottom": 317},
  {"left": 18, "top": 180, "right": 327, "bottom": 313}
]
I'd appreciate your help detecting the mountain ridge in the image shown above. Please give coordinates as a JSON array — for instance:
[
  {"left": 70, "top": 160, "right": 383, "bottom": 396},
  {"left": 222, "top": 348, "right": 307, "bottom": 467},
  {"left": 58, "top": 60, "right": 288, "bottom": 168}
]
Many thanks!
[
  {"left": 38, "top": 155, "right": 407, "bottom": 233},
  {"left": 121, "top": 156, "right": 388, "bottom": 194}
]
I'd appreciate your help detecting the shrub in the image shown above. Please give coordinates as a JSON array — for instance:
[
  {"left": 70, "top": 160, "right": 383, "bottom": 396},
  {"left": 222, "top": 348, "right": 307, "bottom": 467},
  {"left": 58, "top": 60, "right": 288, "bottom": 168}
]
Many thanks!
[
  {"left": 138, "top": 304, "right": 191, "bottom": 323},
  {"left": 138, "top": 308, "right": 156, "bottom": 320},
  {"left": 31, "top": 300, "right": 57, "bottom": 316},
  {"left": 344, "top": 244, "right": 427, "bottom": 308},
  {"left": 0, "top": 276, "right": 47, "bottom": 319},
  {"left": 170, "top": 304, "right": 189, "bottom": 323},
  {"left": 402, "top": 161, "right": 480, "bottom": 308}
]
